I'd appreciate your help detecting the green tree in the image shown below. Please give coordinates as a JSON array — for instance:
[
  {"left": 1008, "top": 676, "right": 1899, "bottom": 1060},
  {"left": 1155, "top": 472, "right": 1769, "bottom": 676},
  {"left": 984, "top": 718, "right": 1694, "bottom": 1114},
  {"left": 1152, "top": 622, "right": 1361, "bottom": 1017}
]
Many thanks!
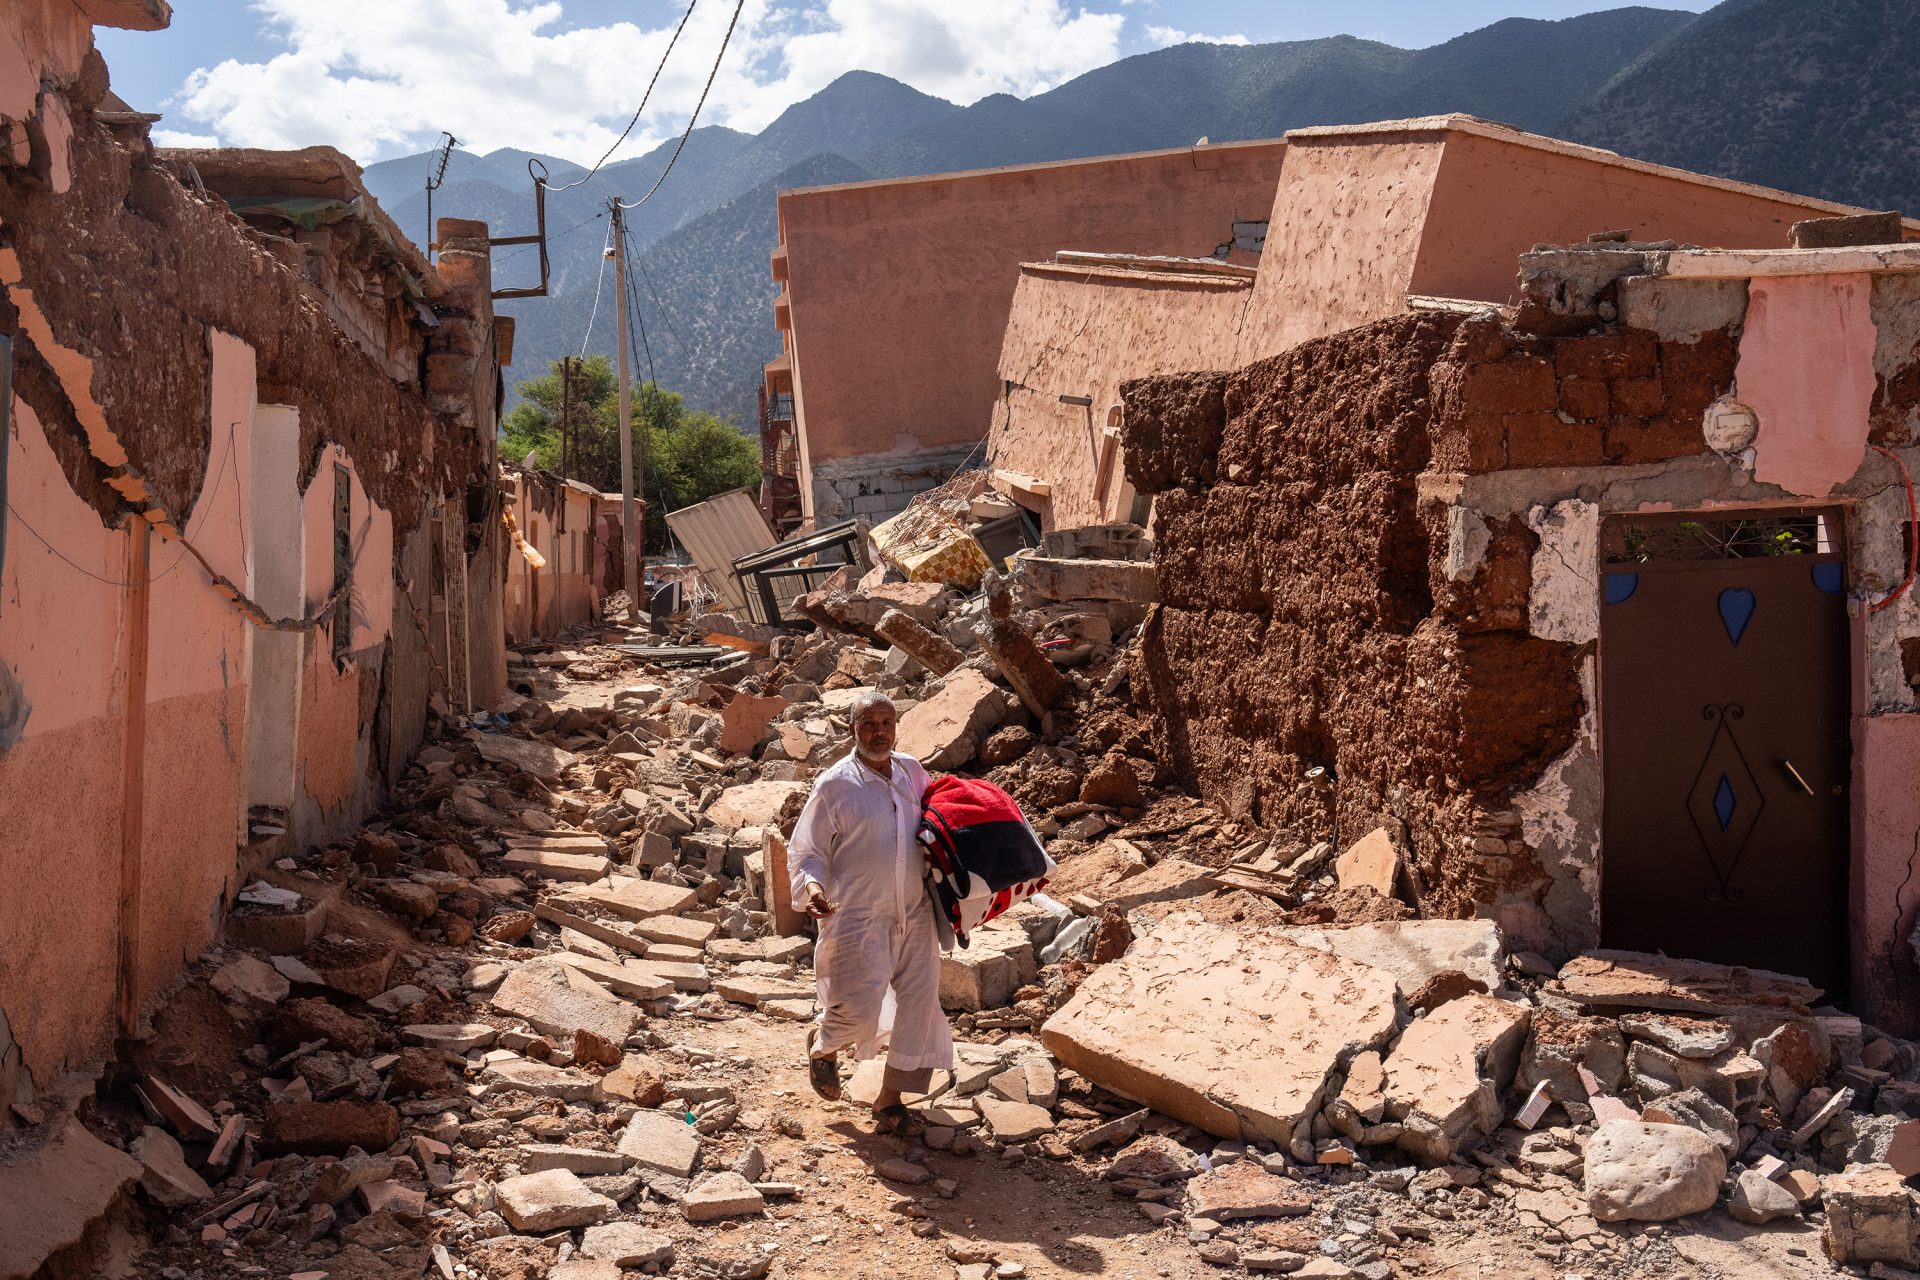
[{"left": 500, "top": 355, "right": 762, "bottom": 548}]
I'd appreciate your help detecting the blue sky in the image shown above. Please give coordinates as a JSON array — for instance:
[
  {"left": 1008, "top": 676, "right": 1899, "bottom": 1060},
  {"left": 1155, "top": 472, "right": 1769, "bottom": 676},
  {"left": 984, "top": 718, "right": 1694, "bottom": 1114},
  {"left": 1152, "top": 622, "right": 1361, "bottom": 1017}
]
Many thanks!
[{"left": 96, "top": 0, "right": 1715, "bottom": 164}]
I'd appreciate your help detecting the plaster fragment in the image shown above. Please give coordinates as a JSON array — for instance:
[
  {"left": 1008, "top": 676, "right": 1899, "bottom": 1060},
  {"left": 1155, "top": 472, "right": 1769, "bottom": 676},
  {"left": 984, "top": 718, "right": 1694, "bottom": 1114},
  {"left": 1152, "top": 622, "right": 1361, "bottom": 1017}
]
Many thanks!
[
  {"left": 1444, "top": 507, "right": 1491, "bottom": 582},
  {"left": 1526, "top": 499, "right": 1599, "bottom": 644}
]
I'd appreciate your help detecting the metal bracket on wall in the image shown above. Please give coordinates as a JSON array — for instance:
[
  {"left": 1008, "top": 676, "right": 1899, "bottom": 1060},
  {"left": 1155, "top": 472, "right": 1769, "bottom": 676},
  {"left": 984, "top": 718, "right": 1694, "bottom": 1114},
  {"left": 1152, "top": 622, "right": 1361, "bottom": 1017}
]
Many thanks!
[{"left": 489, "top": 158, "right": 551, "bottom": 300}]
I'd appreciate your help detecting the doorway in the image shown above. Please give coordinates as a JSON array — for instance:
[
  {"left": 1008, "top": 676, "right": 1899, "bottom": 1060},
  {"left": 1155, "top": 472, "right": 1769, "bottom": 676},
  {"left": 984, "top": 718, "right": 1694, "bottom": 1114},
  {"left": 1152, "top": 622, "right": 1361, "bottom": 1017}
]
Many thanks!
[{"left": 1599, "top": 509, "right": 1851, "bottom": 999}]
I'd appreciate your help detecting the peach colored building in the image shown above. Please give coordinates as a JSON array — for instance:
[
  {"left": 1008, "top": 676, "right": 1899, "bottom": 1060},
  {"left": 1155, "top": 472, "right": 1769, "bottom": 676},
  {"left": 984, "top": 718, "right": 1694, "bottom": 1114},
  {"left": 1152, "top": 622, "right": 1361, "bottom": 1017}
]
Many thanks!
[
  {"left": 0, "top": 1, "right": 507, "bottom": 1129},
  {"left": 766, "top": 140, "right": 1286, "bottom": 526},
  {"left": 986, "top": 115, "right": 1910, "bottom": 531},
  {"left": 504, "top": 467, "right": 607, "bottom": 643}
]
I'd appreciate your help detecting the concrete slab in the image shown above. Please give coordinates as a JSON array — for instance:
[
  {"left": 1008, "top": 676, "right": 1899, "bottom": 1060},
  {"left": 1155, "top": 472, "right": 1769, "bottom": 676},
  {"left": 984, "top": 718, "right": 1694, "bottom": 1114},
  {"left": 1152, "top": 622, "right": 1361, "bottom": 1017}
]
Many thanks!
[
  {"left": 502, "top": 848, "right": 612, "bottom": 882},
  {"left": 469, "top": 731, "right": 579, "bottom": 782},
  {"left": 1041, "top": 912, "right": 1398, "bottom": 1143},
  {"left": 706, "top": 781, "right": 807, "bottom": 831},
  {"left": 561, "top": 877, "right": 695, "bottom": 920},
  {"left": 553, "top": 952, "right": 676, "bottom": 1001},
  {"left": 490, "top": 961, "right": 642, "bottom": 1044},
  {"left": 0, "top": 1117, "right": 142, "bottom": 1280},
  {"left": 1278, "top": 919, "right": 1503, "bottom": 1004},
  {"left": 495, "top": 1168, "right": 615, "bottom": 1231},
  {"left": 682, "top": 1171, "right": 766, "bottom": 1222},
  {"left": 897, "top": 669, "right": 1008, "bottom": 770},
  {"left": 617, "top": 1110, "right": 702, "bottom": 1178},
  {"left": 1552, "top": 950, "right": 1821, "bottom": 1015},
  {"left": 1382, "top": 994, "right": 1532, "bottom": 1163}
]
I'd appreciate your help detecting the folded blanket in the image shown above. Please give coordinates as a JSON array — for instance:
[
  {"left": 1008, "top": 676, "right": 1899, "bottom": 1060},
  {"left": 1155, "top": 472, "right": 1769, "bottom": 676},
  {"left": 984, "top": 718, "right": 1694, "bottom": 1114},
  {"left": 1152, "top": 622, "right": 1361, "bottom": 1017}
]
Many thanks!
[{"left": 918, "top": 775, "right": 1053, "bottom": 945}]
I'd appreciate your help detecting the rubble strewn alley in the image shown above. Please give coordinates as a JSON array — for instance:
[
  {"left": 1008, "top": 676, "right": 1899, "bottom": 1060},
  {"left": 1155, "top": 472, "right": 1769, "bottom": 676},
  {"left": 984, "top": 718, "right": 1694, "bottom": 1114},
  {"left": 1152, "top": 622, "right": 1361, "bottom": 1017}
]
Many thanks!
[{"left": 9, "top": 5, "right": 1920, "bottom": 1280}]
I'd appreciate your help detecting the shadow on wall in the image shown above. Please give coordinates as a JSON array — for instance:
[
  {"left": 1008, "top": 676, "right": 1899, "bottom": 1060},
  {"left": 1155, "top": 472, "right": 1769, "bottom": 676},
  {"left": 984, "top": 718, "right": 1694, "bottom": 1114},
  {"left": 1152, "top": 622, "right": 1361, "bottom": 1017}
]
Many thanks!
[{"left": 0, "top": 662, "right": 27, "bottom": 750}]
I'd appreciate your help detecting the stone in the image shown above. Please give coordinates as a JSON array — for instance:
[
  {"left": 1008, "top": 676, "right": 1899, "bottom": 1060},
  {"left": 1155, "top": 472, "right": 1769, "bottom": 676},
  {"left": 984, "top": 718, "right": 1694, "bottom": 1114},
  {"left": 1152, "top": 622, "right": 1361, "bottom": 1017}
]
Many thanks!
[
  {"left": 549, "top": 1262, "right": 621, "bottom": 1280},
  {"left": 360, "top": 1181, "right": 426, "bottom": 1218},
  {"left": 1106, "top": 1134, "right": 1200, "bottom": 1182},
  {"left": 1381, "top": 994, "right": 1531, "bottom": 1163},
  {"left": 714, "top": 974, "right": 813, "bottom": 1007},
  {"left": 1278, "top": 920, "right": 1502, "bottom": 1005},
  {"left": 1582, "top": 1119, "right": 1727, "bottom": 1222},
  {"left": 633, "top": 912, "right": 719, "bottom": 948},
  {"left": 1642, "top": 1087, "right": 1739, "bottom": 1158},
  {"left": 1729, "top": 1168, "right": 1800, "bottom": 1225},
  {"left": 1243, "top": 1251, "right": 1313, "bottom": 1274},
  {"left": 706, "top": 781, "right": 808, "bottom": 831},
  {"left": 371, "top": 880, "right": 440, "bottom": 920},
  {"left": 600, "top": 1056, "right": 668, "bottom": 1107},
  {"left": 977, "top": 1096, "right": 1054, "bottom": 1141},
  {"left": 501, "top": 848, "right": 613, "bottom": 882},
  {"left": 290, "top": 935, "right": 396, "bottom": 999},
  {"left": 262, "top": 1101, "right": 400, "bottom": 1156},
  {"left": 210, "top": 953, "right": 290, "bottom": 1009},
  {"left": 468, "top": 730, "right": 578, "bottom": 782},
  {"left": 617, "top": 1109, "right": 702, "bottom": 1178},
  {"left": 896, "top": 668, "right": 1008, "bottom": 770},
  {"left": 366, "top": 983, "right": 430, "bottom": 1015},
  {"left": 876, "top": 1158, "right": 933, "bottom": 1185},
  {"left": 1094, "top": 858, "right": 1217, "bottom": 913},
  {"left": 1334, "top": 828, "right": 1399, "bottom": 897},
  {"left": 1824, "top": 1165, "right": 1920, "bottom": 1266},
  {"left": 271, "top": 997, "right": 376, "bottom": 1057},
  {"left": 402, "top": 1023, "right": 496, "bottom": 1053},
  {"left": 485, "top": 1059, "right": 598, "bottom": 1102},
  {"left": 495, "top": 1168, "right": 616, "bottom": 1231},
  {"left": 1023, "top": 1057, "right": 1058, "bottom": 1109},
  {"left": 941, "top": 922, "right": 1036, "bottom": 1011},
  {"left": 1885, "top": 1119, "right": 1920, "bottom": 1178},
  {"left": 1551, "top": 950, "right": 1820, "bottom": 1015},
  {"left": 981, "top": 574, "right": 1064, "bottom": 715},
  {"left": 553, "top": 951, "right": 678, "bottom": 1001},
  {"left": 874, "top": 607, "right": 964, "bottom": 677},
  {"left": 1618, "top": 1013, "right": 1735, "bottom": 1060},
  {"left": 682, "top": 1171, "right": 765, "bottom": 1222},
  {"left": 1079, "top": 754, "right": 1143, "bottom": 809},
  {"left": 0, "top": 1118, "right": 142, "bottom": 1280},
  {"left": 131, "top": 1126, "right": 213, "bottom": 1206},
  {"left": 718, "top": 691, "right": 788, "bottom": 756},
  {"left": 389, "top": 1047, "right": 449, "bottom": 1096},
  {"left": 581, "top": 1221, "right": 676, "bottom": 1267},
  {"left": 520, "top": 1143, "right": 628, "bottom": 1175},
  {"left": 1043, "top": 913, "right": 1397, "bottom": 1143},
  {"left": 480, "top": 908, "right": 538, "bottom": 942},
  {"left": 1184, "top": 1162, "right": 1310, "bottom": 1221},
  {"left": 490, "top": 961, "right": 641, "bottom": 1045}
]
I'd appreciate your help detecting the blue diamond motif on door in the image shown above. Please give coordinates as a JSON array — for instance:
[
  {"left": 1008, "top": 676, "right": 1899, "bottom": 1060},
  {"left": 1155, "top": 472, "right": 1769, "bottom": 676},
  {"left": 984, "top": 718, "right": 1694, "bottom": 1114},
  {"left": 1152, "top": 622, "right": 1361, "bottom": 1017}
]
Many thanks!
[
  {"left": 1718, "top": 588, "right": 1756, "bottom": 646},
  {"left": 1713, "top": 774, "right": 1737, "bottom": 832}
]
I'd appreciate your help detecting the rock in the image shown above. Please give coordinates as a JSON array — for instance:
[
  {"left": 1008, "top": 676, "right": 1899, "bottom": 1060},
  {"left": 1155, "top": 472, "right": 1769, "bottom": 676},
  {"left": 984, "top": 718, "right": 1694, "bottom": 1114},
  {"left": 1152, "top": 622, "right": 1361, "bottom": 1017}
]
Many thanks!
[
  {"left": 600, "top": 1056, "right": 668, "bottom": 1107},
  {"left": 262, "top": 1101, "right": 400, "bottom": 1156},
  {"left": 520, "top": 1144, "right": 629, "bottom": 1176},
  {"left": 979, "top": 725, "right": 1035, "bottom": 767},
  {"left": 495, "top": 1168, "right": 616, "bottom": 1231},
  {"left": 876, "top": 1158, "right": 933, "bottom": 1185},
  {"left": 501, "top": 847, "right": 613, "bottom": 882},
  {"left": 1550, "top": 950, "right": 1819, "bottom": 1016},
  {"left": 1618, "top": 1013, "right": 1735, "bottom": 1060},
  {"left": 479, "top": 908, "right": 538, "bottom": 942},
  {"left": 1642, "top": 1087, "right": 1739, "bottom": 1159},
  {"left": 365, "top": 983, "right": 429, "bottom": 1016},
  {"left": 388, "top": 1048, "right": 449, "bottom": 1097},
  {"left": 706, "top": 781, "right": 808, "bottom": 831},
  {"left": 581, "top": 1221, "right": 676, "bottom": 1267},
  {"left": 1753, "top": 1021, "right": 1826, "bottom": 1116},
  {"left": 1089, "top": 905, "right": 1132, "bottom": 962},
  {"left": 371, "top": 880, "right": 440, "bottom": 920},
  {"left": 1729, "top": 1168, "right": 1800, "bottom": 1225},
  {"left": 896, "top": 669, "right": 1008, "bottom": 770},
  {"left": 617, "top": 1110, "right": 702, "bottom": 1178},
  {"left": 550, "top": 1262, "right": 621, "bottom": 1280},
  {"left": 1582, "top": 1119, "right": 1726, "bottom": 1222},
  {"left": 485, "top": 1058, "right": 598, "bottom": 1101},
  {"left": 1824, "top": 1165, "right": 1919, "bottom": 1266},
  {"left": 271, "top": 998, "right": 376, "bottom": 1057},
  {"left": 1380, "top": 994, "right": 1530, "bottom": 1163},
  {"left": 1043, "top": 913, "right": 1397, "bottom": 1143},
  {"left": 718, "top": 691, "right": 788, "bottom": 756},
  {"left": 402, "top": 1023, "right": 496, "bottom": 1053},
  {"left": 553, "top": 952, "right": 678, "bottom": 1000},
  {"left": 682, "top": 1171, "right": 765, "bottom": 1222},
  {"left": 131, "top": 1126, "right": 213, "bottom": 1206},
  {"left": 1334, "top": 828, "right": 1399, "bottom": 896},
  {"left": 468, "top": 731, "right": 578, "bottom": 782},
  {"left": 1093, "top": 858, "right": 1217, "bottom": 913},
  {"left": 1243, "top": 1251, "right": 1312, "bottom": 1274},
  {"left": 210, "top": 953, "right": 290, "bottom": 1009},
  {"left": 1106, "top": 1135, "right": 1201, "bottom": 1182},
  {"left": 1184, "top": 1162, "right": 1310, "bottom": 1221},
  {"left": 941, "top": 922, "right": 1036, "bottom": 1011},
  {"left": 1278, "top": 919, "right": 1502, "bottom": 1006},
  {"left": 427, "top": 843, "right": 481, "bottom": 877},
  {"left": 490, "top": 960, "right": 641, "bottom": 1046},
  {"left": 1079, "top": 754, "right": 1142, "bottom": 809},
  {"left": 977, "top": 1096, "right": 1054, "bottom": 1141}
]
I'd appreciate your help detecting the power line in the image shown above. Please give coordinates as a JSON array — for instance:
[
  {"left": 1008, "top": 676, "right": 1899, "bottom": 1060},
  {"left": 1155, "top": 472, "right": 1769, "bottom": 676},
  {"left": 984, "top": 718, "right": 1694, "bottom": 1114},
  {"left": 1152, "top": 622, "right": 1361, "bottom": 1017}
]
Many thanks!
[
  {"left": 617, "top": 0, "right": 747, "bottom": 212},
  {"left": 549, "top": 0, "right": 702, "bottom": 194},
  {"left": 622, "top": 223, "right": 657, "bottom": 387},
  {"left": 632, "top": 253, "right": 689, "bottom": 355},
  {"left": 579, "top": 219, "right": 615, "bottom": 357},
  {"left": 497, "top": 208, "right": 604, "bottom": 264}
]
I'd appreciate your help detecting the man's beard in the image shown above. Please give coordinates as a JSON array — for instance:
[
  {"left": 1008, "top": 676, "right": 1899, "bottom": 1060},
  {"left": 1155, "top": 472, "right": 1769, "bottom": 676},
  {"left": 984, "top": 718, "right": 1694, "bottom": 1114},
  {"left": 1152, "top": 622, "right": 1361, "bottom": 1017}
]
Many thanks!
[{"left": 856, "top": 742, "right": 892, "bottom": 764}]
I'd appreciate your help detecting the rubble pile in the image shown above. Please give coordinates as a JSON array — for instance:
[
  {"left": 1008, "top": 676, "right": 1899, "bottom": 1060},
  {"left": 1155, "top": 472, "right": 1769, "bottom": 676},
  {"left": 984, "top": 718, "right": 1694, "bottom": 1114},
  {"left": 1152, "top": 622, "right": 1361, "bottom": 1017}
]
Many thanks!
[{"left": 40, "top": 525, "right": 1920, "bottom": 1280}]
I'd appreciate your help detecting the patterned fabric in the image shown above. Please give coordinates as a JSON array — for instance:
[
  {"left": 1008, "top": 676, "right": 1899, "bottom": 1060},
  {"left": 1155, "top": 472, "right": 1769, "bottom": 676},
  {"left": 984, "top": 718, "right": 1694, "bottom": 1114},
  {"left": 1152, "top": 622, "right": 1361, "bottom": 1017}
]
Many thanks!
[{"left": 917, "top": 775, "right": 1053, "bottom": 944}]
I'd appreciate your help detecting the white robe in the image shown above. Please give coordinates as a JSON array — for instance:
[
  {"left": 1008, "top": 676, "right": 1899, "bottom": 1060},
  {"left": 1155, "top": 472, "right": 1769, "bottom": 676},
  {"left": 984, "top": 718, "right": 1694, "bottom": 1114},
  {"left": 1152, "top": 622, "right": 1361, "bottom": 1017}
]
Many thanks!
[{"left": 787, "top": 750, "right": 953, "bottom": 1073}]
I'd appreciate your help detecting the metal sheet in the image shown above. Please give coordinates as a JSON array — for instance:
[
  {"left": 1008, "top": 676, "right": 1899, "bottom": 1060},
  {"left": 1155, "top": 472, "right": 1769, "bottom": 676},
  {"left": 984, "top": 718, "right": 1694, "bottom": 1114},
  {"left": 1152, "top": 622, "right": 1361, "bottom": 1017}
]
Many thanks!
[{"left": 663, "top": 486, "right": 776, "bottom": 611}]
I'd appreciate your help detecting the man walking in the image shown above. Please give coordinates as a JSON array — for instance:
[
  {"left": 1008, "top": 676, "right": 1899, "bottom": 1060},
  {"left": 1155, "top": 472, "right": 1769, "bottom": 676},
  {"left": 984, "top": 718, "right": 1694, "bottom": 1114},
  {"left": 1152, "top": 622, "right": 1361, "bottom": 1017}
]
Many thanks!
[{"left": 788, "top": 691, "right": 952, "bottom": 1131}]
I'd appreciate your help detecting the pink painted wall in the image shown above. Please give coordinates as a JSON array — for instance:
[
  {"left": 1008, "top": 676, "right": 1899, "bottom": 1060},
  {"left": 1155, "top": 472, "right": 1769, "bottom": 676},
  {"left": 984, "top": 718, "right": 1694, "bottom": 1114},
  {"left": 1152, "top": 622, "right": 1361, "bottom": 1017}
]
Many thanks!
[
  {"left": 1236, "top": 121, "right": 1881, "bottom": 365},
  {"left": 503, "top": 473, "right": 603, "bottom": 644},
  {"left": 1740, "top": 273, "right": 1879, "bottom": 497},
  {"left": 1853, "top": 712, "right": 1920, "bottom": 1033},
  {"left": 988, "top": 263, "right": 1254, "bottom": 529},
  {"left": 778, "top": 140, "right": 1288, "bottom": 498}
]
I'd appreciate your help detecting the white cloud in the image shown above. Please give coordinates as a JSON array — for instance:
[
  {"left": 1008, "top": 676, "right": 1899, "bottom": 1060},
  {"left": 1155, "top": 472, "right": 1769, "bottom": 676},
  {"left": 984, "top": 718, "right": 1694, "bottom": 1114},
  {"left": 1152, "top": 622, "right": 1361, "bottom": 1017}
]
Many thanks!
[
  {"left": 151, "top": 128, "right": 221, "bottom": 148},
  {"left": 1143, "top": 24, "right": 1250, "bottom": 47},
  {"left": 167, "top": 0, "right": 1130, "bottom": 162}
]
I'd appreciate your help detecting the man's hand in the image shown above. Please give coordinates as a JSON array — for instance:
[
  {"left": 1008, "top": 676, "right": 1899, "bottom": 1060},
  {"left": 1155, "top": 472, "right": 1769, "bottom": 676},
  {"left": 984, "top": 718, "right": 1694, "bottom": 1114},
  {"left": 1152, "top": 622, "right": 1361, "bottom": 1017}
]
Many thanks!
[{"left": 804, "top": 884, "right": 836, "bottom": 918}]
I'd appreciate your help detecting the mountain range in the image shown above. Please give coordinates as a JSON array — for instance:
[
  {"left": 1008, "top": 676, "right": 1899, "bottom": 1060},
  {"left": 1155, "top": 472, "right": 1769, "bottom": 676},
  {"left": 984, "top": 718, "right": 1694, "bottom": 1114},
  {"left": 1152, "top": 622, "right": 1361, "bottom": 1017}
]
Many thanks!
[{"left": 354, "top": 0, "right": 1917, "bottom": 427}]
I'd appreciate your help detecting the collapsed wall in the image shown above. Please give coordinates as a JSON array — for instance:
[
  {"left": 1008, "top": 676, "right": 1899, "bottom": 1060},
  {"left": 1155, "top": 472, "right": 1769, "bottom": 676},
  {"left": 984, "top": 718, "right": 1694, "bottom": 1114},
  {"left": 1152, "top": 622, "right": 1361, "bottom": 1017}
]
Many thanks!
[{"left": 1125, "top": 249, "right": 1920, "bottom": 1030}]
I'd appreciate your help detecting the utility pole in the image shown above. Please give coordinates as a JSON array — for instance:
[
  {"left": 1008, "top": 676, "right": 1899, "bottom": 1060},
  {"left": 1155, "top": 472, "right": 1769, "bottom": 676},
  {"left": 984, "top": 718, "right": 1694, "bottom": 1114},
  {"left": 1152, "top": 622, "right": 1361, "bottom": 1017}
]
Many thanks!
[
  {"left": 611, "top": 198, "right": 641, "bottom": 622},
  {"left": 558, "top": 356, "right": 572, "bottom": 480}
]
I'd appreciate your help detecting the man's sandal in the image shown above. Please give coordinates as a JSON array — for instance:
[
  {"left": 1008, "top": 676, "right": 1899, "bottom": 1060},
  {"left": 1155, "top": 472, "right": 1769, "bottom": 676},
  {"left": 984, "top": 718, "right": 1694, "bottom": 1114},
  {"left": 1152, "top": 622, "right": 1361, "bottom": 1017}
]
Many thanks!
[
  {"left": 805, "top": 1029, "right": 842, "bottom": 1101},
  {"left": 872, "top": 1103, "right": 924, "bottom": 1137}
]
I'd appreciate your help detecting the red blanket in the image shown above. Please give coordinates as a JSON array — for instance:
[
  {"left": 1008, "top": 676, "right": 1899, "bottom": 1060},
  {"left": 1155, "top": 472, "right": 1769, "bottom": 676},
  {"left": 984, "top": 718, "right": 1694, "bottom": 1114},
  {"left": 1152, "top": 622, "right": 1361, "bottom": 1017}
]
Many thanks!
[{"left": 918, "top": 775, "right": 1053, "bottom": 943}]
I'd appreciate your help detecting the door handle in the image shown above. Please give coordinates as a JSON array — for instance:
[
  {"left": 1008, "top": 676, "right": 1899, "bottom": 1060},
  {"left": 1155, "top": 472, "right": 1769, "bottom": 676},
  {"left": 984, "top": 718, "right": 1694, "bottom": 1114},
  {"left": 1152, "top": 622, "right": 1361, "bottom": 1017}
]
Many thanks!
[{"left": 1781, "top": 760, "right": 1815, "bottom": 796}]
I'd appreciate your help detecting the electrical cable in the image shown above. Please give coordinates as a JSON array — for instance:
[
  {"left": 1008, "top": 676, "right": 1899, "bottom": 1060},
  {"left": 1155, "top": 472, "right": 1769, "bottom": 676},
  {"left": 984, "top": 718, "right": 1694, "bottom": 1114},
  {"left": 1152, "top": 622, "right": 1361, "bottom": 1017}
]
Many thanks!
[
  {"left": 497, "top": 208, "right": 605, "bottom": 265},
  {"left": 549, "top": 0, "right": 702, "bottom": 193},
  {"left": 617, "top": 0, "right": 746, "bottom": 211},
  {"left": 633, "top": 253, "right": 690, "bottom": 355},
  {"left": 578, "top": 220, "right": 615, "bottom": 357}
]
